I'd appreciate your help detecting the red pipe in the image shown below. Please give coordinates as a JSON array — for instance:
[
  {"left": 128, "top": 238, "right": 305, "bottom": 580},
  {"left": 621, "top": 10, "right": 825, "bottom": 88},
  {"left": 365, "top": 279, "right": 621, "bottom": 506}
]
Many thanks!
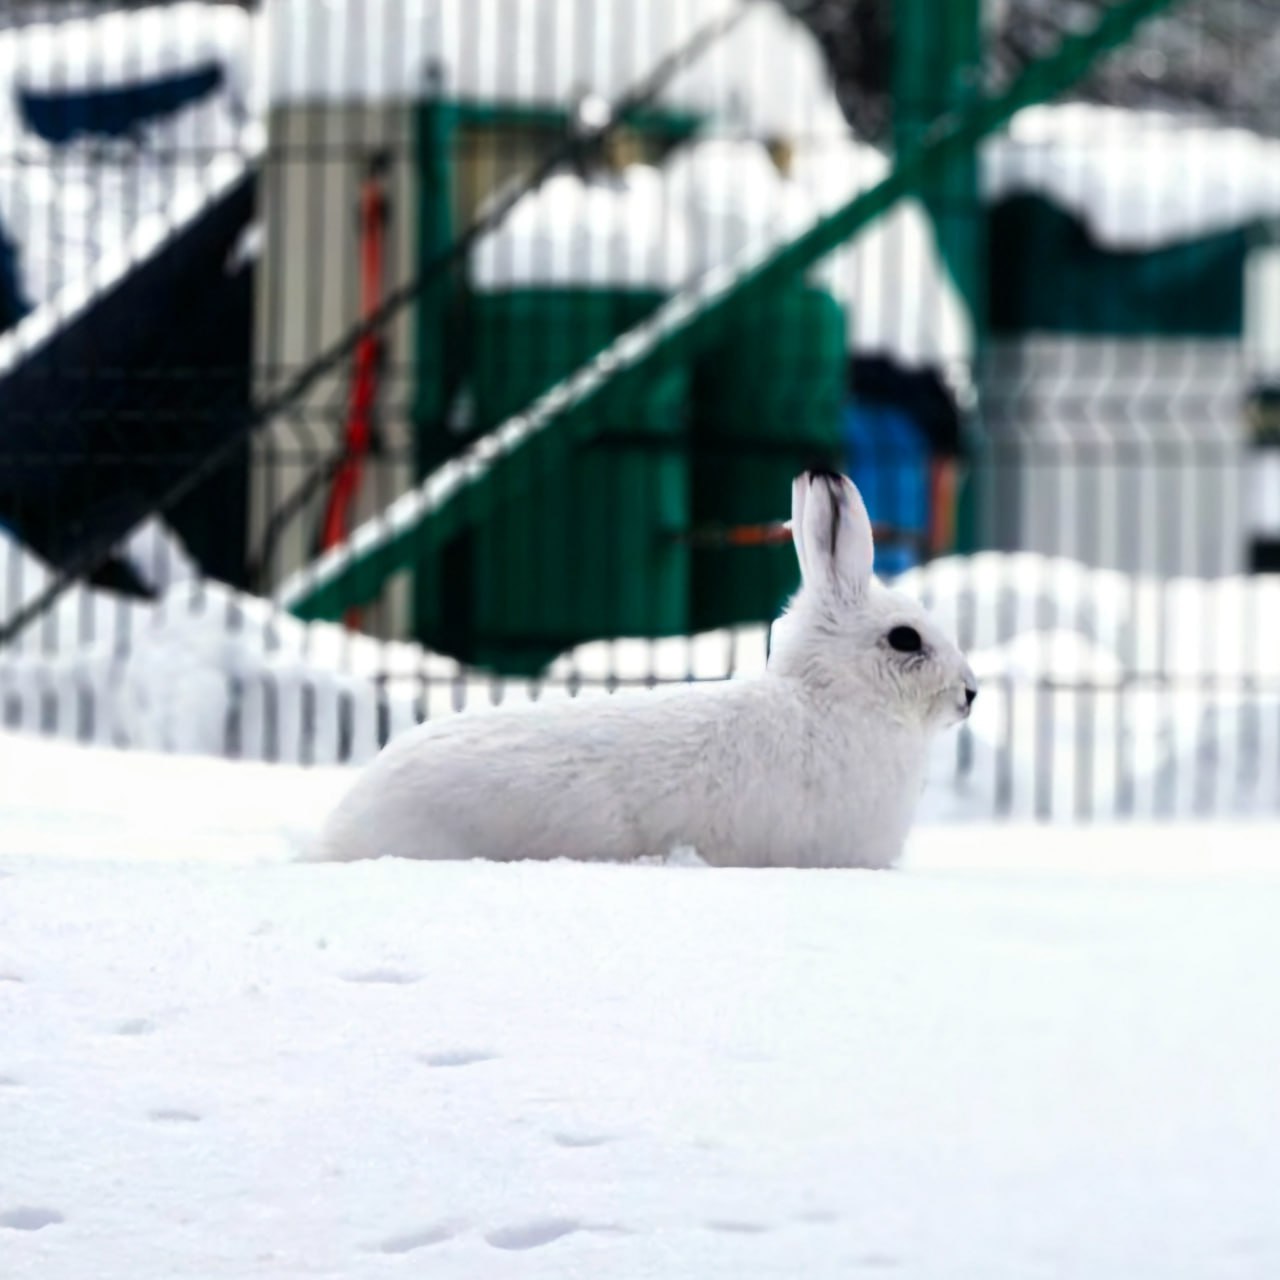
[{"left": 320, "top": 157, "right": 389, "bottom": 627}]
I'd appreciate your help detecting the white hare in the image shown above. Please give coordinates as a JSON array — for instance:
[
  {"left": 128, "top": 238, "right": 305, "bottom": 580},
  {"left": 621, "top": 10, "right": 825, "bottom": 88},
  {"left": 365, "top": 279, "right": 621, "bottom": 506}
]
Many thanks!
[{"left": 315, "top": 468, "right": 976, "bottom": 869}]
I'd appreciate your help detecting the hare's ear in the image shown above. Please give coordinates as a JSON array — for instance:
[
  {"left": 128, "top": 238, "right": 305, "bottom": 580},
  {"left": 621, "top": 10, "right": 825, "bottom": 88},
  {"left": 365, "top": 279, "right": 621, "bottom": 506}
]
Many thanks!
[
  {"left": 798, "top": 468, "right": 873, "bottom": 598},
  {"left": 789, "top": 472, "right": 814, "bottom": 583}
]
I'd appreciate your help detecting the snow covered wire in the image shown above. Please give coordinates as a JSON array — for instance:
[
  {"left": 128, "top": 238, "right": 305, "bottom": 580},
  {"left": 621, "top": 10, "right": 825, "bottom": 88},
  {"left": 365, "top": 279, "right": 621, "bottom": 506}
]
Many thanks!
[{"left": 0, "top": 0, "right": 783, "bottom": 649}]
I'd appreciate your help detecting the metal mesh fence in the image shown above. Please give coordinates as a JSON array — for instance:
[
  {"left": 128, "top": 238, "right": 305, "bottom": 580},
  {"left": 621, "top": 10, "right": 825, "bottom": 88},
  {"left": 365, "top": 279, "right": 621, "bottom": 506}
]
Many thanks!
[{"left": 1, "top": 0, "right": 1279, "bottom": 821}]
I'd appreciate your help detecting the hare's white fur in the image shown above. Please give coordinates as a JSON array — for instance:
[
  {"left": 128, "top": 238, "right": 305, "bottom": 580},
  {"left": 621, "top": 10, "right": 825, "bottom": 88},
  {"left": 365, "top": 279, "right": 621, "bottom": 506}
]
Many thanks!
[{"left": 316, "top": 470, "right": 976, "bottom": 869}]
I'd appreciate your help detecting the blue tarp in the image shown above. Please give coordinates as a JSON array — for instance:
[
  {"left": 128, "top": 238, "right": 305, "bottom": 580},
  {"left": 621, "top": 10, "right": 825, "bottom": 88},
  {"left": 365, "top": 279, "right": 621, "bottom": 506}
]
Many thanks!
[
  {"left": 841, "top": 399, "right": 930, "bottom": 577},
  {"left": 0, "top": 171, "right": 256, "bottom": 591},
  {"left": 18, "top": 63, "right": 224, "bottom": 144}
]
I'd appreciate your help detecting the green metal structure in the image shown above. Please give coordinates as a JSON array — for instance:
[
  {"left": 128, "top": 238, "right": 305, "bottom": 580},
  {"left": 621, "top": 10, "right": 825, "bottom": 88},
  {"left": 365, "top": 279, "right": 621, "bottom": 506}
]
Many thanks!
[
  {"left": 989, "top": 194, "right": 1251, "bottom": 338},
  {"left": 285, "top": 0, "right": 1184, "bottom": 669},
  {"left": 411, "top": 97, "right": 704, "bottom": 476},
  {"left": 893, "top": 0, "right": 985, "bottom": 554},
  {"left": 427, "top": 287, "right": 692, "bottom": 671},
  {"left": 688, "top": 282, "right": 848, "bottom": 633},
  {"left": 410, "top": 100, "right": 702, "bottom": 665}
]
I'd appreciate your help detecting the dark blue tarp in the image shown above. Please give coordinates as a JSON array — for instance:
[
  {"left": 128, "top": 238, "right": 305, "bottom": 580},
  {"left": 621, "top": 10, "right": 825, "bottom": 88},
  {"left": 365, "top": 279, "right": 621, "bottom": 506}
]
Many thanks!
[
  {"left": 0, "top": 170, "right": 256, "bottom": 592},
  {"left": 0, "top": 218, "right": 28, "bottom": 333},
  {"left": 18, "top": 62, "right": 225, "bottom": 143}
]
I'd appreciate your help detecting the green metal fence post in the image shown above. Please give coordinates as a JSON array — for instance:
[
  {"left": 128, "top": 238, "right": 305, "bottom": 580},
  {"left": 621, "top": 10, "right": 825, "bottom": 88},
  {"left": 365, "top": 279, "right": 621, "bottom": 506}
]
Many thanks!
[
  {"left": 894, "top": 0, "right": 986, "bottom": 554},
  {"left": 412, "top": 87, "right": 458, "bottom": 469},
  {"left": 412, "top": 85, "right": 459, "bottom": 637},
  {"left": 894, "top": 0, "right": 984, "bottom": 321}
]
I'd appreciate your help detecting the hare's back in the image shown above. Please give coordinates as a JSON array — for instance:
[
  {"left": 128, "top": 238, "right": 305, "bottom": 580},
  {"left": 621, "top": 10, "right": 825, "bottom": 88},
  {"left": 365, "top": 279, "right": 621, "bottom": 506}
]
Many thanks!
[{"left": 316, "top": 687, "right": 713, "bottom": 862}]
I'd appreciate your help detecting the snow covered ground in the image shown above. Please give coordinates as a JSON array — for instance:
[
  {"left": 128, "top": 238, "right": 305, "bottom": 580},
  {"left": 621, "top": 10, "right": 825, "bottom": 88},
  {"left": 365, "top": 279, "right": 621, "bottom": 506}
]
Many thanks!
[{"left": 3, "top": 731, "right": 1280, "bottom": 1279}]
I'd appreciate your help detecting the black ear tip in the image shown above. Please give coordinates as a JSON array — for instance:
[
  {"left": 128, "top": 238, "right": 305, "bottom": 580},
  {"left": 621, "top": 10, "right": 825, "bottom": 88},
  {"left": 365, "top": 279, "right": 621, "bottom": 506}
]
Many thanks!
[{"left": 803, "top": 460, "right": 845, "bottom": 485}]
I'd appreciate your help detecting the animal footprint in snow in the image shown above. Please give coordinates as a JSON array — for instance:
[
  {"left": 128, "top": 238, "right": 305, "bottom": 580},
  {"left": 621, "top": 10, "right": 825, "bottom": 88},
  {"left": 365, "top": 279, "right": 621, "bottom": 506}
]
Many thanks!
[
  {"left": 339, "top": 968, "right": 421, "bottom": 986},
  {"left": 705, "top": 1220, "right": 772, "bottom": 1235},
  {"left": 551, "top": 1131, "right": 615, "bottom": 1149},
  {"left": 149, "top": 1108, "right": 201, "bottom": 1124},
  {"left": 374, "top": 1221, "right": 462, "bottom": 1253},
  {"left": 0, "top": 1207, "right": 64, "bottom": 1231},
  {"left": 114, "top": 1018, "right": 157, "bottom": 1037},
  {"left": 485, "top": 1218, "right": 582, "bottom": 1250},
  {"left": 795, "top": 1208, "right": 841, "bottom": 1224},
  {"left": 0, "top": 972, "right": 23, "bottom": 983},
  {"left": 420, "top": 1049, "right": 498, "bottom": 1068}
]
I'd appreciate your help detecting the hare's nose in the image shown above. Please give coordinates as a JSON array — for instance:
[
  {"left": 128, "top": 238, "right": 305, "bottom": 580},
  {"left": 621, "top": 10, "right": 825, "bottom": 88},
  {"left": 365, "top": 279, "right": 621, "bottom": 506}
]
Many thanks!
[{"left": 964, "top": 686, "right": 978, "bottom": 708}]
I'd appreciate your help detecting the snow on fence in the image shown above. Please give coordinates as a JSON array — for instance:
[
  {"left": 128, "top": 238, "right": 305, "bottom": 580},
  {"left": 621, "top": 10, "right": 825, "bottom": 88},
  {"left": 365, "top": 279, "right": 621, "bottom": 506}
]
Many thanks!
[{"left": 4, "top": 525, "right": 1279, "bottom": 822}]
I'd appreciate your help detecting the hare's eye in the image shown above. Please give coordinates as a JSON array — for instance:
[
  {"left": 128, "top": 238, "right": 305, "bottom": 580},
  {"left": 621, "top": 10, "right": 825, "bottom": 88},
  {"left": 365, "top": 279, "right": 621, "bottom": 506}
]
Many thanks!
[{"left": 887, "top": 626, "right": 923, "bottom": 654}]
